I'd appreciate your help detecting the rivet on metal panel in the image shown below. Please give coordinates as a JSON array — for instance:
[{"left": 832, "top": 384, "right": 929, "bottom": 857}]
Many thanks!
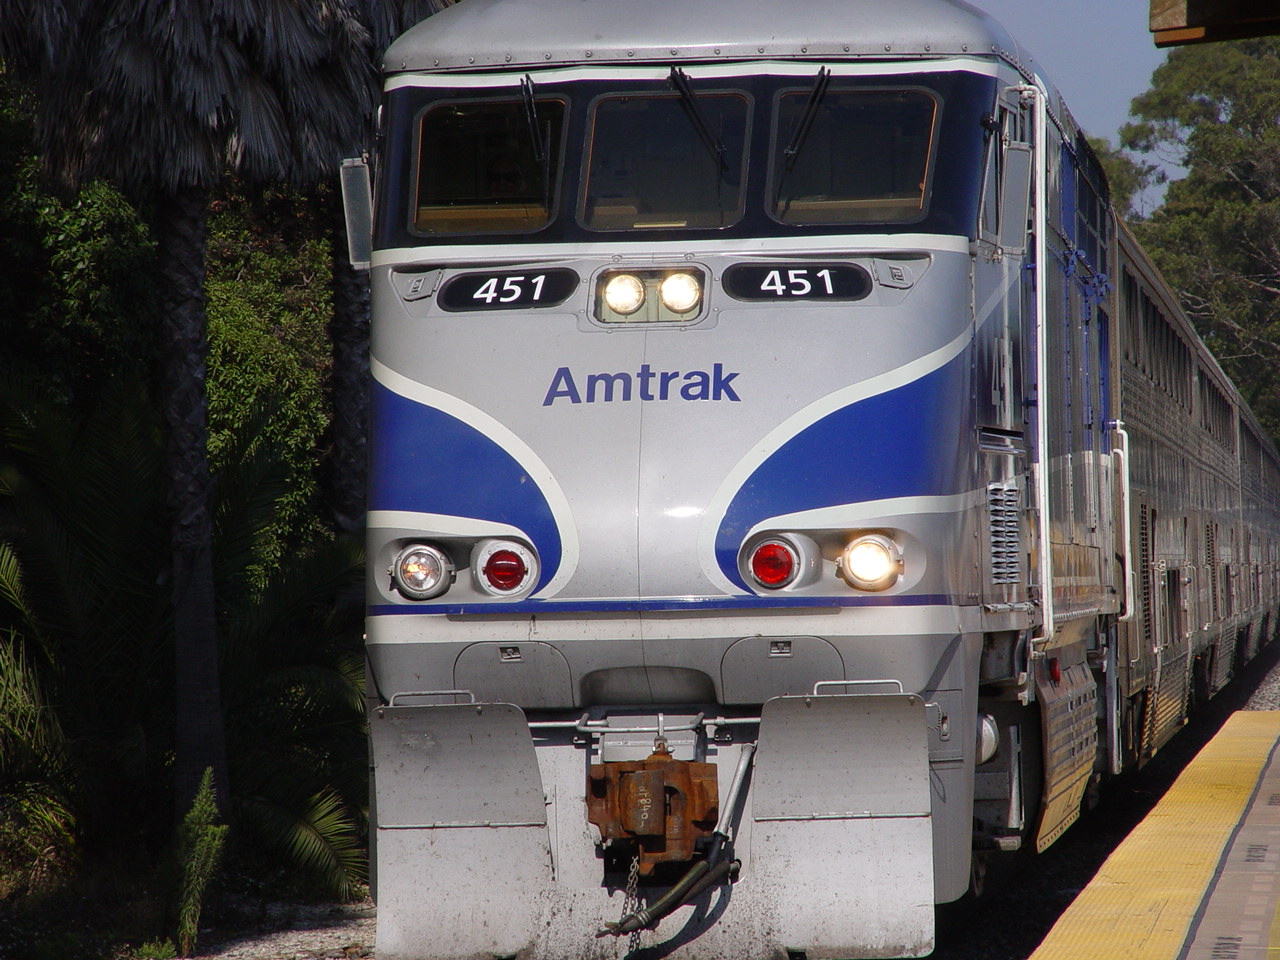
[
  {"left": 844, "top": 45, "right": 850, "bottom": 52},
  {"left": 801, "top": 46, "right": 808, "bottom": 53},
  {"left": 714, "top": 47, "right": 721, "bottom": 54},
  {"left": 585, "top": 50, "right": 593, "bottom": 58},
  {"left": 670, "top": 48, "right": 678, "bottom": 55}
]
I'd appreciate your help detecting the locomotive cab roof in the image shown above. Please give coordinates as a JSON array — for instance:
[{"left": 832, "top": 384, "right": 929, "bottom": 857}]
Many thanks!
[{"left": 383, "top": 0, "right": 1039, "bottom": 78}]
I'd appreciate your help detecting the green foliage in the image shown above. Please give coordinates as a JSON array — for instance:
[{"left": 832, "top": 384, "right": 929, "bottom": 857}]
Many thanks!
[
  {"left": 206, "top": 187, "right": 333, "bottom": 582},
  {"left": 0, "top": 73, "right": 155, "bottom": 400},
  {"left": 220, "top": 529, "right": 368, "bottom": 900},
  {"left": 1086, "top": 135, "right": 1159, "bottom": 222},
  {"left": 175, "top": 769, "right": 227, "bottom": 956},
  {"left": 1121, "top": 39, "right": 1280, "bottom": 440},
  {"left": 133, "top": 939, "right": 177, "bottom": 960},
  {"left": 0, "top": 376, "right": 172, "bottom": 855},
  {"left": 0, "top": 373, "right": 367, "bottom": 905}
]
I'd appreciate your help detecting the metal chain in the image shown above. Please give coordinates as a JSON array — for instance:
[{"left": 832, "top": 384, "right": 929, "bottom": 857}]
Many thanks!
[{"left": 622, "top": 852, "right": 642, "bottom": 953}]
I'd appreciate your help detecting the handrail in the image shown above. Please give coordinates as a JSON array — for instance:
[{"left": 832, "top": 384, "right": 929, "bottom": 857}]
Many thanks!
[
  {"left": 1026, "top": 81, "right": 1056, "bottom": 656},
  {"left": 388, "top": 689, "right": 476, "bottom": 705},
  {"left": 1109, "top": 419, "right": 1136, "bottom": 621}
]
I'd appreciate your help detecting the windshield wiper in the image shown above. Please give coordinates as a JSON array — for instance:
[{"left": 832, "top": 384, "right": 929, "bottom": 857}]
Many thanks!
[
  {"left": 519, "top": 73, "right": 554, "bottom": 210},
  {"left": 520, "top": 74, "right": 545, "bottom": 163},
  {"left": 668, "top": 67, "right": 726, "bottom": 168},
  {"left": 782, "top": 66, "right": 831, "bottom": 171}
]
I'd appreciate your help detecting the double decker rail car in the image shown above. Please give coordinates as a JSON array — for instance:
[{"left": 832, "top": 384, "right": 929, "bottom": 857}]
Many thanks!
[{"left": 351, "top": 0, "right": 1280, "bottom": 957}]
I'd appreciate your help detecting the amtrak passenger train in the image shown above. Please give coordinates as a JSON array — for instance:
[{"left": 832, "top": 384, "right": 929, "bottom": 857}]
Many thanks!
[{"left": 345, "top": 1, "right": 1280, "bottom": 957}]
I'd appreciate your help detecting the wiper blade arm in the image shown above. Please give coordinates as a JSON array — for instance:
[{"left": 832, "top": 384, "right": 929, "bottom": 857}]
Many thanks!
[
  {"left": 669, "top": 67, "right": 726, "bottom": 167},
  {"left": 782, "top": 66, "right": 831, "bottom": 171},
  {"left": 520, "top": 74, "right": 545, "bottom": 163}
]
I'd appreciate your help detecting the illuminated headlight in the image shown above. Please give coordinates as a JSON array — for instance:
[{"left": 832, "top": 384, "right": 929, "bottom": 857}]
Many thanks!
[
  {"left": 473, "top": 539, "right": 539, "bottom": 597},
  {"left": 659, "top": 272, "right": 701, "bottom": 313},
  {"left": 839, "top": 535, "right": 902, "bottom": 591},
  {"left": 390, "top": 543, "right": 454, "bottom": 600},
  {"left": 602, "top": 273, "right": 645, "bottom": 315},
  {"left": 595, "top": 267, "right": 707, "bottom": 323}
]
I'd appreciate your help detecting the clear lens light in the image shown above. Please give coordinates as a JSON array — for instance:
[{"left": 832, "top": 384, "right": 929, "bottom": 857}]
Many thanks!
[
  {"left": 659, "top": 272, "right": 701, "bottom": 313},
  {"left": 603, "top": 274, "right": 645, "bottom": 315},
  {"left": 392, "top": 544, "right": 453, "bottom": 600},
  {"left": 841, "top": 537, "right": 900, "bottom": 590}
]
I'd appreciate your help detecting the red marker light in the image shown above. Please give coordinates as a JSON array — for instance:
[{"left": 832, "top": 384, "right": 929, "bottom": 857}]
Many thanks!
[
  {"left": 750, "top": 540, "right": 798, "bottom": 589},
  {"left": 484, "top": 549, "right": 528, "bottom": 591}
]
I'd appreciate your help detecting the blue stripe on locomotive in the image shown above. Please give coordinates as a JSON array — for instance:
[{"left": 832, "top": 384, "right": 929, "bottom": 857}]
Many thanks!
[
  {"left": 715, "top": 352, "right": 969, "bottom": 589},
  {"left": 368, "top": 382, "right": 563, "bottom": 592}
]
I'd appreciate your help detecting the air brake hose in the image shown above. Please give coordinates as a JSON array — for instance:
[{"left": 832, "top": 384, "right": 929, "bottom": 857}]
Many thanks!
[{"left": 596, "top": 861, "right": 710, "bottom": 937}]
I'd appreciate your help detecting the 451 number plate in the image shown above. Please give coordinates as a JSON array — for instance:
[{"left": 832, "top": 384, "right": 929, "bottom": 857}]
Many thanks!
[
  {"left": 723, "top": 263, "right": 872, "bottom": 302},
  {"left": 439, "top": 269, "right": 579, "bottom": 311}
]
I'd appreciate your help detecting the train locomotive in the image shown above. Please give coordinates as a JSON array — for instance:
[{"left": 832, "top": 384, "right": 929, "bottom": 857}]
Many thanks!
[{"left": 348, "top": 0, "right": 1280, "bottom": 957}]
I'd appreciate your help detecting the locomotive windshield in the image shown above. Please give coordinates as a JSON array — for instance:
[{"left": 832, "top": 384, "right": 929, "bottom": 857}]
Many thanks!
[
  {"left": 772, "top": 88, "right": 938, "bottom": 224},
  {"left": 582, "top": 92, "right": 748, "bottom": 230},
  {"left": 414, "top": 98, "right": 566, "bottom": 234},
  {"left": 384, "top": 70, "right": 991, "bottom": 244}
]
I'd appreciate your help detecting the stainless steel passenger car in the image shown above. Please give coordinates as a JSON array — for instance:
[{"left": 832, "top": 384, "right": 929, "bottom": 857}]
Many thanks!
[{"left": 352, "top": 1, "right": 1280, "bottom": 957}]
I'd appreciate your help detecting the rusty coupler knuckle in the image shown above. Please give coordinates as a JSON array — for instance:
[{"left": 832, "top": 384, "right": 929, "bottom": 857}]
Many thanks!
[{"left": 586, "top": 741, "right": 719, "bottom": 874}]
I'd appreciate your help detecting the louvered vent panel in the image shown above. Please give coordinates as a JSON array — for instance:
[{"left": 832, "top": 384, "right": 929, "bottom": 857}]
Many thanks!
[{"left": 988, "top": 483, "right": 1022, "bottom": 584}]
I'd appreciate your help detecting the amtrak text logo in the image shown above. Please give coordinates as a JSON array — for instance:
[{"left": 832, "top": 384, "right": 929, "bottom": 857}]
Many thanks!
[{"left": 543, "top": 363, "right": 741, "bottom": 406}]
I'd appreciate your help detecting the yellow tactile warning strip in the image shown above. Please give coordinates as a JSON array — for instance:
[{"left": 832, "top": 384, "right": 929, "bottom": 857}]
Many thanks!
[{"left": 1029, "top": 711, "right": 1280, "bottom": 960}]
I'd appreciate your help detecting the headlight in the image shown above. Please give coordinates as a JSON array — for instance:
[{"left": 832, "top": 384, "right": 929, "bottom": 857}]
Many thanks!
[
  {"left": 595, "top": 267, "right": 707, "bottom": 323},
  {"left": 602, "top": 273, "right": 645, "bottom": 315},
  {"left": 390, "top": 543, "right": 454, "bottom": 600},
  {"left": 659, "top": 272, "right": 701, "bottom": 313},
  {"left": 473, "top": 539, "right": 539, "bottom": 597},
  {"left": 839, "top": 535, "right": 902, "bottom": 591}
]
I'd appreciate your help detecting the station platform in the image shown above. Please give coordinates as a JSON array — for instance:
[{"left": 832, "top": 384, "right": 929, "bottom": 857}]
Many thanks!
[{"left": 1029, "top": 711, "right": 1280, "bottom": 960}]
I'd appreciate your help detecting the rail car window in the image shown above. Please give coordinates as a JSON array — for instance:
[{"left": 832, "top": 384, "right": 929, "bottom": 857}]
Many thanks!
[
  {"left": 771, "top": 88, "right": 937, "bottom": 224},
  {"left": 1200, "top": 372, "right": 1236, "bottom": 451},
  {"left": 414, "top": 99, "right": 565, "bottom": 234},
  {"left": 580, "top": 93, "right": 749, "bottom": 230}
]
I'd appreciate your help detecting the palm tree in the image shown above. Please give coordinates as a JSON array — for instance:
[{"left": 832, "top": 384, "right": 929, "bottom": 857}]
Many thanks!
[{"left": 0, "top": 0, "right": 376, "bottom": 815}]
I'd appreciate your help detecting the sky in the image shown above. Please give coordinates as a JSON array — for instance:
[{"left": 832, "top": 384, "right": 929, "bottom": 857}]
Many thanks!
[{"left": 967, "top": 0, "right": 1168, "bottom": 146}]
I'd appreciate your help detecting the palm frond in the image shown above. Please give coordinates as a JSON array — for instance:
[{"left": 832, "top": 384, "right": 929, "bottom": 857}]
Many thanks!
[{"left": 238, "top": 788, "right": 365, "bottom": 899}]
